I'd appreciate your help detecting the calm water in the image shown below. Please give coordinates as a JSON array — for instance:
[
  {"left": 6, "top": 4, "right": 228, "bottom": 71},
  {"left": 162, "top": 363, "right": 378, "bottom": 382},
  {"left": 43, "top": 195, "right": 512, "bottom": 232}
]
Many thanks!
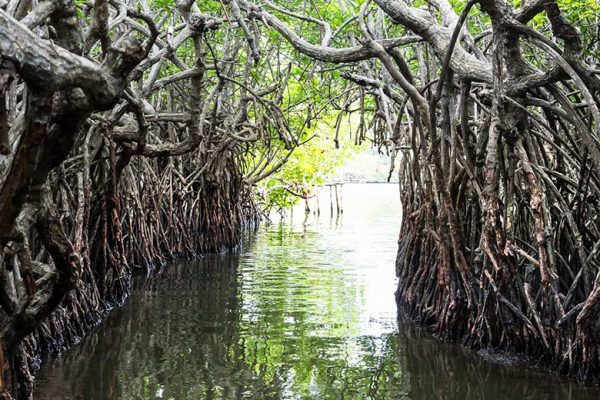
[{"left": 35, "top": 184, "right": 600, "bottom": 399}]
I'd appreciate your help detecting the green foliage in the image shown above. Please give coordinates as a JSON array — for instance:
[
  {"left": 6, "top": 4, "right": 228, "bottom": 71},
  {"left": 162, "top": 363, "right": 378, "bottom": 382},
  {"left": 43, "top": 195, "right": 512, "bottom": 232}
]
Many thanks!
[
  {"left": 255, "top": 119, "right": 360, "bottom": 212},
  {"left": 151, "top": 0, "right": 175, "bottom": 13},
  {"left": 558, "top": 0, "right": 600, "bottom": 19}
]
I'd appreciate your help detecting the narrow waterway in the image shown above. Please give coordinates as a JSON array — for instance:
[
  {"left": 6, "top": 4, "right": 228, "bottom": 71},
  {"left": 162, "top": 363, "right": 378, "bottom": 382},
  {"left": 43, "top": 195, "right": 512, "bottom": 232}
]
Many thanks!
[{"left": 35, "top": 184, "right": 600, "bottom": 399}]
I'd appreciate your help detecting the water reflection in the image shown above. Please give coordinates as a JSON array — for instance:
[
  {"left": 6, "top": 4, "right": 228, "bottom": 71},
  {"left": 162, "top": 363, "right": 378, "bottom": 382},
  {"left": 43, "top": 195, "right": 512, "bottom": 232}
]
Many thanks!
[
  {"left": 395, "top": 316, "right": 600, "bottom": 400},
  {"left": 35, "top": 184, "right": 600, "bottom": 399}
]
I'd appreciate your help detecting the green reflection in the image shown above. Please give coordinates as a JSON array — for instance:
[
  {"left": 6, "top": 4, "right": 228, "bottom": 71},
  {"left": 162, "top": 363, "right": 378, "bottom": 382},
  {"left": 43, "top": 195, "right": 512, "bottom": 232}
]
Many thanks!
[{"left": 233, "top": 225, "right": 404, "bottom": 400}]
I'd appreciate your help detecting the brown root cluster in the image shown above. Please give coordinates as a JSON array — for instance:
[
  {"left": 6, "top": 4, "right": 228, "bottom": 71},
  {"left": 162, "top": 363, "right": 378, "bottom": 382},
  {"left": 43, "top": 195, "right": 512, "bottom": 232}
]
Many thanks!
[{"left": 391, "top": 0, "right": 600, "bottom": 382}]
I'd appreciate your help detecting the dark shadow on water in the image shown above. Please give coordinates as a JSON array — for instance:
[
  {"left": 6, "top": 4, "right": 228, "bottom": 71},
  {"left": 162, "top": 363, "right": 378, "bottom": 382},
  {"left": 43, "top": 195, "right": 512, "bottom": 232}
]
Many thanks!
[{"left": 395, "top": 315, "right": 600, "bottom": 400}]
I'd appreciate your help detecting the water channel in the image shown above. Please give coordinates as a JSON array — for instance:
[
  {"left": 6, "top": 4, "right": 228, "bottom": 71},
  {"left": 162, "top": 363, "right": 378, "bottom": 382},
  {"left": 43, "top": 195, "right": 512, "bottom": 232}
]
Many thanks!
[{"left": 35, "top": 184, "right": 600, "bottom": 399}]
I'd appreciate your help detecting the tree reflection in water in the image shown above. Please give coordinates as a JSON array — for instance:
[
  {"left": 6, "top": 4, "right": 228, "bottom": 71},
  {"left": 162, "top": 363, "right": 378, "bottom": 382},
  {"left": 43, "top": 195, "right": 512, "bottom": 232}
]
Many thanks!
[
  {"left": 34, "top": 184, "right": 600, "bottom": 400},
  {"left": 395, "top": 315, "right": 600, "bottom": 400}
]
